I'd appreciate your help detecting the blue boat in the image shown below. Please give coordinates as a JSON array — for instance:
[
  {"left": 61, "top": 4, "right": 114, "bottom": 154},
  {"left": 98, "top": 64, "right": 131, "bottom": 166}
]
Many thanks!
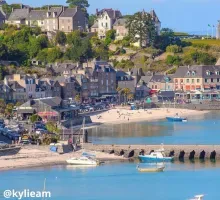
[
  {"left": 166, "top": 116, "right": 187, "bottom": 122},
  {"left": 139, "top": 148, "right": 174, "bottom": 163}
]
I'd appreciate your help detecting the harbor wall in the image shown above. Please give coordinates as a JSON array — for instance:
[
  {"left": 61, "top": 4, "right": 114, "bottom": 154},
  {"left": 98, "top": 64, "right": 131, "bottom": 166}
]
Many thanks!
[{"left": 84, "top": 144, "right": 220, "bottom": 160}]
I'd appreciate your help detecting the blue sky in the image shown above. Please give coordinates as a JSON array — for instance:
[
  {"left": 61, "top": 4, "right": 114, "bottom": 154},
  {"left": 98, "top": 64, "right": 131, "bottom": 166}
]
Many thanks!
[{"left": 7, "top": 0, "right": 220, "bottom": 34}]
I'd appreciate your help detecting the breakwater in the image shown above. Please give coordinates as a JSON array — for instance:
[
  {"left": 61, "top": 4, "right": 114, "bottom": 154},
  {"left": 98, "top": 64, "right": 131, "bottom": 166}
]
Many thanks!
[{"left": 84, "top": 144, "right": 220, "bottom": 160}]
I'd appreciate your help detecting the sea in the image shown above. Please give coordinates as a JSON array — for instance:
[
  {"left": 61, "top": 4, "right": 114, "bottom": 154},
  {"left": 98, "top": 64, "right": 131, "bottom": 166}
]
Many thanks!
[{"left": 1, "top": 111, "right": 220, "bottom": 200}]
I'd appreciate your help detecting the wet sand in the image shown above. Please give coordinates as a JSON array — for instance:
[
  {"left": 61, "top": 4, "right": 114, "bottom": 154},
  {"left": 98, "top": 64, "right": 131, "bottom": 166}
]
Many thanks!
[{"left": 0, "top": 147, "right": 126, "bottom": 172}]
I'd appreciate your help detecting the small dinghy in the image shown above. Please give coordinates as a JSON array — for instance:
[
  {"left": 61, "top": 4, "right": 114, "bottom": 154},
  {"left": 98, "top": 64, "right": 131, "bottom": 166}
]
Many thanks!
[
  {"left": 137, "top": 165, "right": 165, "bottom": 172},
  {"left": 166, "top": 113, "right": 187, "bottom": 122}
]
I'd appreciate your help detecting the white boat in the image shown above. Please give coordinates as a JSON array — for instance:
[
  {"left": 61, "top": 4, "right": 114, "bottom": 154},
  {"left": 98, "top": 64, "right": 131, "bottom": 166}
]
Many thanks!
[
  {"left": 66, "top": 156, "right": 99, "bottom": 166},
  {"left": 189, "top": 194, "right": 205, "bottom": 200},
  {"left": 139, "top": 148, "right": 174, "bottom": 163}
]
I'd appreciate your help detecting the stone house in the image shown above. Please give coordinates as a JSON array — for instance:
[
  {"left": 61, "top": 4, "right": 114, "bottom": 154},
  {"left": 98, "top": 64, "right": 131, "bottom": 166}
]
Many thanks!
[
  {"left": 54, "top": 76, "right": 81, "bottom": 100},
  {"left": 113, "top": 18, "right": 128, "bottom": 40},
  {"left": 26, "top": 10, "right": 47, "bottom": 30},
  {"left": 173, "top": 65, "right": 220, "bottom": 92},
  {"left": 44, "top": 6, "right": 64, "bottom": 32},
  {"left": 6, "top": 8, "right": 30, "bottom": 26},
  {"left": 92, "top": 8, "right": 122, "bottom": 39},
  {"left": 148, "top": 74, "right": 173, "bottom": 91},
  {"left": 59, "top": 7, "right": 86, "bottom": 32}
]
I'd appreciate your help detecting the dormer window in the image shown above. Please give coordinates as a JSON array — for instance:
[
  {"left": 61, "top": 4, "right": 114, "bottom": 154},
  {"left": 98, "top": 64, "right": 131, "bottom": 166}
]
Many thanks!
[
  {"left": 206, "top": 70, "right": 211, "bottom": 75},
  {"left": 192, "top": 71, "right": 196, "bottom": 76},
  {"left": 47, "top": 12, "right": 51, "bottom": 18},
  {"left": 53, "top": 12, "right": 57, "bottom": 18},
  {"left": 216, "top": 71, "right": 220, "bottom": 75},
  {"left": 187, "top": 71, "right": 190, "bottom": 76}
]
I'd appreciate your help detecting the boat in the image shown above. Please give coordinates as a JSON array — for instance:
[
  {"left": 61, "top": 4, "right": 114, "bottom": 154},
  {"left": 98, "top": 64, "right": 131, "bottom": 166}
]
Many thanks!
[
  {"left": 66, "top": 156, "right": 99, "bottom": 166},
  {"left": 137, "top": 165, "right": 165, "bottom": 172},
  {"left": 166, "top": 116, "right": 187, "bottom": 122},
  {"left": 138, "top": 148, "right": 173, "bottom": 163},
  {"left": 189, "top": 194, "right": 205, "bottom": 200}
]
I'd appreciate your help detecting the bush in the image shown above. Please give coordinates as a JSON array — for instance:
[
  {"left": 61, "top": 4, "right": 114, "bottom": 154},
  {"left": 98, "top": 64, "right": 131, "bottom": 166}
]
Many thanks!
[
  {"left": 166, "top": 45, "right": 182, "bottom": 53},
  {"left": 166, "top": 55, "right": 181, "bottom": 66}
]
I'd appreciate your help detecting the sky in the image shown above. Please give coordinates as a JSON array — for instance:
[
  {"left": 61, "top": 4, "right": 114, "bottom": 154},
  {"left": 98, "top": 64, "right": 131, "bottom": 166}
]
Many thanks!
[{"left": 7, "top": 0, "right": 220, "bottom": 34}]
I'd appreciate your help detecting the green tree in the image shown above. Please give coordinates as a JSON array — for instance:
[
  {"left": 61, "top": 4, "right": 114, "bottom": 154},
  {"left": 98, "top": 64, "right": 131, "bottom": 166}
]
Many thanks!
[
  {"left": 66, "top": 0, "right": 89, "bottom": 12},
  {"left": 166, "top": 45, "right": 182, "bottom": 53},
  {"left": 0, "top": 66, "right": 5, "bottom": 80},
  {"left": 46, "top": 121, "right": 60, "bottom": 135},
  {"left": 88, "top": 14, "right": 97, "bottom": 28},
  {"left": 122, "top": 88, "right": 131, "bottom": 102},
  {"left": 74, "top": 94, "right": 81, "bottom": 103},
  {"left": 30, "top": 114, "right": 41, "bottom": 123},
  {"left": 126, "top": 11, "right": 156, "bottom": 47},
  {"left": 5, "top": 103, "right": 14, "bottom": 116},
  {"left": 166, "top": 55, "right": 181, "bottom": 66},
  {"left": 47, "top": 48, "right": 62, "bottom": 63},
  {"left": 160, "top": 28, "right": 174, "bottom": 37},
  {"left": 55, "top": 31, "right": 67, "bottom": 46},
  {"left": 104, "top": 30, "right": 116, "bottom": 46}
]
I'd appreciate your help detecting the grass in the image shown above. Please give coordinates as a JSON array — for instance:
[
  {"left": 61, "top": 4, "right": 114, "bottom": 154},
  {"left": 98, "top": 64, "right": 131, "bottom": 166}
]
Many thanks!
[{"left": 184, "top": 39, "right": 220, "bottom": 46}]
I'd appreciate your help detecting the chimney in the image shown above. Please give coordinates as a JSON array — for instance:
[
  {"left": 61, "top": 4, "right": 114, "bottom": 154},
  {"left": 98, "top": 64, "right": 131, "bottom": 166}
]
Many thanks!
[
  {"left": 114, "top": 10, "right": 116, "bottom": 19},
  {"left": 96, "top": 9, "right": 98, "bottom": 14}
]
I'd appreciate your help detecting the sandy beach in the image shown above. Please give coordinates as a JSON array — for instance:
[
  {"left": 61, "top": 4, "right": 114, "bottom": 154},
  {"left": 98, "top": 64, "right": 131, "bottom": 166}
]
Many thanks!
[
  {"left": 0, "top": 147, "right": 126, "bottom": 172},
  {"left": 90, "top": 108, "right": 209, "bottom": 124}
]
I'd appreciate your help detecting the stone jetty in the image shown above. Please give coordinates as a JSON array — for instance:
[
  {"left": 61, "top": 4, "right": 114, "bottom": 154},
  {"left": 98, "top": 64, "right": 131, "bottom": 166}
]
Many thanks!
[{"left": 84, "top": 144, "right": 220, "bottom": 160}]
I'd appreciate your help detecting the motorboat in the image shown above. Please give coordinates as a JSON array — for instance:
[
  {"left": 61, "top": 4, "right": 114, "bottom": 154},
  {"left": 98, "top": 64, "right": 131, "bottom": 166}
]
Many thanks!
[
  {"left": 189, "top": 194, "right": 205, "bottom": 200},
  {"left": 166, "top": 116, "right": 187, "bottom": 122},
  {"left": 138, "top": 148, "right": 174, "bottom": 163},
  {"left": 137, "top": 165, "right": 165, "bottom": 172},
  {"left": 66, "top": 156, "right": 99, "bottom": 166}
]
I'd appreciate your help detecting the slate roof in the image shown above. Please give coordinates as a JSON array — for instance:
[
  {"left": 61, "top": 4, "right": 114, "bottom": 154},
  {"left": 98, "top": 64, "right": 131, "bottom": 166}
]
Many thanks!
[
  {"left": 9, "top": 81, "right": 25, "bottom": 90},
  {"left": 97, "top": 9, "right": 121, "bottom": 19},
  {"left": 0, "top": 7, "right": 6, "bottom": 19},
  {"left": 47, "top": 7, "right": 63, "bottom": 19},
  {"left": 8, "top": 8, "right": 30, "bottom": 21},
  {"left": 139, "top": 75, "right": 153, "bottom": 85},
  {"left": 59, "top": 8, "right": 78, "bottom": 18},
  {"left": 26, "top": 10, "right": 47, "bottom": 20},
  {"left": 150, "top": 9, "right": 160, "bottom": 23},
  {"left": 113, "top": 18, "right": 127, "bottom": 26},
  {"left": 174, "top": 66, "right": 203, "bottom": 78}
]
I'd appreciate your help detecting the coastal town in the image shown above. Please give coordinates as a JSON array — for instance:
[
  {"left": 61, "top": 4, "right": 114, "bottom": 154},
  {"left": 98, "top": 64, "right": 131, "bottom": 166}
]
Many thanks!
[{"left": 0, "top": 0, "right": 220, "bottom": 199}]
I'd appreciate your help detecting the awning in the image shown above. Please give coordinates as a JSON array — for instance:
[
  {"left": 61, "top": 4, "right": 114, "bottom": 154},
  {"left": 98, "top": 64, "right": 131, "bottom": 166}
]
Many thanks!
[{"left": 204, "top": 85, "right": 210, "bottom": 89}]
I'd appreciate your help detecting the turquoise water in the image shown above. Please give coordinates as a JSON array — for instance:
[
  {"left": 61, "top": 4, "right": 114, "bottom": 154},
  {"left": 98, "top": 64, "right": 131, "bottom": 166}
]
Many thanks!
[
  {"left": 90, "top": 111, "right": 220, "bottom": 145},
  {"left": 1, "top": 161, "right": 220, "bottom": 200}
]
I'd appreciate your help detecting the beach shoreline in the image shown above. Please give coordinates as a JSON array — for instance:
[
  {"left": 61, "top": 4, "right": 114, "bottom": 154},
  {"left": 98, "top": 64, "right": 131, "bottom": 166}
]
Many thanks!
[
  {"left": 0, "top": 148, "right": 127, "bottom": 172},
  {"left": 90, "top": 108, "right": 209, "bottom": 125}
]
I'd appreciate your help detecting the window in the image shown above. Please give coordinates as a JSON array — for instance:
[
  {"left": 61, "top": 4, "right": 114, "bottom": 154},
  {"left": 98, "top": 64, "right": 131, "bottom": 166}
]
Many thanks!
[
  {"left": 211, "top": 78, "right": 214, "bottom": 83},
  {"left": 106, "top": 22, "right": 108, "bottom": 28},
  {"left": 192, "top": 71, "right": 196, "bottom": 76},
  {"left": 68, "top": 26, "right": 70, "bottom": 30},
  {"left": 205, "top": 79, "right": 208, "bottom": 83},
  {"left": 218, "top": 78, "right": 220, "bottom": 82},
  {"left": 216, "top": 71, "right": 220, "bottom": 75},
  {"left": 192, "top": 79, "right": 195, "bottom": 83},
  {"left": 187, "top": 71, "right": 190, "bottom": 76},
  {"left": 197, "top": 79, "right": 200, "bottom": 83},
  {"left": 106, "top": 16, "right": 107, "bottom": 20},
  {"left": 206, "top": 71, "right": 210, "bottom": 75},
  {"left": 186, "top": 79, "right": 189, "bottom": 83}
]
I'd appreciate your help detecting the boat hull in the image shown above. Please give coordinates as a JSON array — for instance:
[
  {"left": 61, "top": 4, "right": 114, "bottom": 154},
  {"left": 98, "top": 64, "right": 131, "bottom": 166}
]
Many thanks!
[
  {"left": 166, "top": 117, "right": 186, "bottom": 122},
  {"left": 139, "top": 155, "right": 173, "bottom": 163},
  {"left": 137, "top": 166, "right": 165, "bottom": 172}
]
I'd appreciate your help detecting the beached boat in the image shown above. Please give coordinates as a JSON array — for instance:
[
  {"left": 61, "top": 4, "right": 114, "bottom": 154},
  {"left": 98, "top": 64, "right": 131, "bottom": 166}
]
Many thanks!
[
  {"left": 137, "top": 165, "right": 165, "bottom": 172},
  {"left": 189, "top": 194, "right": 205, "bottom": 200},
  {"left": 166, "top": 116, "right": 187, "bottom": 122},
  {"left": 138, "top": 148, "right": 173, "bottom": 163},
  {"left": 66, "top": 156, "right": 99, "bottom": 166}
]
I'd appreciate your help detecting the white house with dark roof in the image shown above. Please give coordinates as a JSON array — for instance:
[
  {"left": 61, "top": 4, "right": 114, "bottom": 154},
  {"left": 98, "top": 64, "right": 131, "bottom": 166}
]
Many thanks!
[
  {"left": 26, "top": 10, "right": 47, "bottom": 30},
  {"left": 92, "top": 8, "right": 122, "bottom": 39},
  {"left": 6, "top": 8, "right": 30, "bottom": 26}
]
